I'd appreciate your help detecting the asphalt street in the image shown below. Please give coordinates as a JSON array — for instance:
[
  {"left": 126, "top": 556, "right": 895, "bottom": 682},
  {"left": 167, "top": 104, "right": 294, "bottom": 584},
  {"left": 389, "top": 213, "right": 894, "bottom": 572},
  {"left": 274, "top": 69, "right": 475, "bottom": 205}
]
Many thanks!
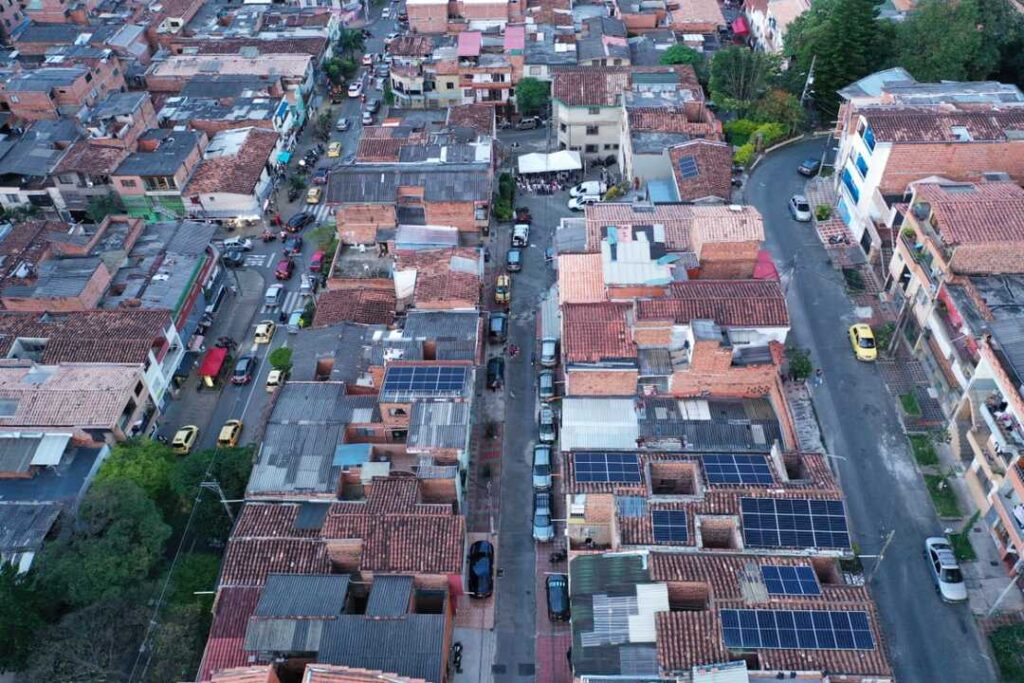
[{"left": 745, "top": 139, "right": 997, "bottom": 682}]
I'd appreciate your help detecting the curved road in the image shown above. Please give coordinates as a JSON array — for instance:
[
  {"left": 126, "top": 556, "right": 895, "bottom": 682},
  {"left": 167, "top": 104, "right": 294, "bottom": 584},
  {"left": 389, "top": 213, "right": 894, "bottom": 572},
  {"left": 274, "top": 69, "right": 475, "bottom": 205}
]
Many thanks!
[{"left": 745, "top": 139, "right": 996, "bottom": 682}]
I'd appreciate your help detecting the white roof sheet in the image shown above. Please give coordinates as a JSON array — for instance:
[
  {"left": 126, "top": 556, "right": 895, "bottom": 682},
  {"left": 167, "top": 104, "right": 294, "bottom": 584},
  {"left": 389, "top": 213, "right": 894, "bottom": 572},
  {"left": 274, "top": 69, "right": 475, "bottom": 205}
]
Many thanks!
[
  {"left": 561, "top": 398, "right": 639, "bottom": 450},
  {"left": 518, "top": 150, "right": 582, "bottom": 174}
]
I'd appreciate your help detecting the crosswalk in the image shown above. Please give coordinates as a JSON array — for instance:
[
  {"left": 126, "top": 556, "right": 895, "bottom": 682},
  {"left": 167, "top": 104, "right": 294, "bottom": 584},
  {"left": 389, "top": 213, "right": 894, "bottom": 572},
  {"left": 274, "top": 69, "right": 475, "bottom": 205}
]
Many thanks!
[
  {"left": 281, "top": 291, "right": 304, "bottom": 315},
  {"left": 245, "top": 254, "right": 268, "bottom": 267},
  {"left": 308, "top": 203, "right": 335, "bottom": 226}
]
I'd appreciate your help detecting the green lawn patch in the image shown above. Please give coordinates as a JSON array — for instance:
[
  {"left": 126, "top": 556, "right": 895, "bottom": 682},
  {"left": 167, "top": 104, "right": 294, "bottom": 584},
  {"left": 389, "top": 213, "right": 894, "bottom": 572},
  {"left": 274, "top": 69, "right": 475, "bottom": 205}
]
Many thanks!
[
  {"left": 900, "top": 392, "right": 922, "bottom": 417},
  {"left": 842, "top": 268, "right": 865, "bottom": 292},
  {"left": 990, "top": 623, "right": 1024, "bottom": 682},
  {"left": 909, "top": 434, "right": 938, "bottom": 466},
  {"left": 948, "top": 531, "right": 977, "bottom": 562},
  {"left": 924, "top": 474, "right": 961, "bottom": 518}
]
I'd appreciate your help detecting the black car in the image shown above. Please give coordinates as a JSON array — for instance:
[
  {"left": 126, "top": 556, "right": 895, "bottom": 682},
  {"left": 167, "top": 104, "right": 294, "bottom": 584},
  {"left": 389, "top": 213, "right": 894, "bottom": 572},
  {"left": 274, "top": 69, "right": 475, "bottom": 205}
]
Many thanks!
[
  {"left": 283, "top": 235, "right": 304, "bottom": 255},
  {"left": 222, "top": 247, "right": 245, "bottom": 267},
  {"left": 487, "top": 356, "right": 505, "bottom": 389},
  {"left": 312, "top": 167, "right": 329, "bottom": 185},
  {"left": 286, "top": 212, "right": 315, "bottom": 232},
  {"left": 231, "top": 355, "right": 256, "bottom": 385},
  {"left": 798, "top": 157, "right": 822, "bottom": 176},
  {"left": 467, "top": 540, "right": 495, "bottom": 598},
  {"left": 488, "top": 312, "right": 508, "bottom": 343},
  {"left": 546, "top": 574, "right": 570, "bottom": 621}
]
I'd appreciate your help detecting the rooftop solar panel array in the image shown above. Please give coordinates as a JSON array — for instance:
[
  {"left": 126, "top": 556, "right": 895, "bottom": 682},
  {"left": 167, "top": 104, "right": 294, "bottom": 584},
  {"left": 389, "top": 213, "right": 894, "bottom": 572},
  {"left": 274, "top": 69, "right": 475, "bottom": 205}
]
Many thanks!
[
  {"left": 574, "top": 452, "right": 642, "bottom": 483},
  {"left": 761, "top": 565, "right": 821, "bottom": 596},
  {"left": 703, "top": 454, "right": 774, "bottom": 485},
  {"left": 721, "top": 609, "right": 874, "bottom": 651},
  {"left": 380, "top": 366, "right": 468, "bottom": 401},
  {"left": 741, "top": 498, "right": 850, "bottom": 550},
  {"left": 651, "top": 509, "right": 688, "bottom": 544}
]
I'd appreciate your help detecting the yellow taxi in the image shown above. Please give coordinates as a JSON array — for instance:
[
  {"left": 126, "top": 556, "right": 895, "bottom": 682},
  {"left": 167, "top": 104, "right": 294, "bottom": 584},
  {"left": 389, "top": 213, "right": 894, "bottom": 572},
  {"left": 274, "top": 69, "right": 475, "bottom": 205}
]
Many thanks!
[
  {"left": 217, "top": 419, "right": 243, "bottom": 448},
  {"left": 171, "top": 425, "right": 199, "bottom": 455},
  {"left": 495, "top": 274, "right": 511, "bottom": 304},
  {"left": 253, "top": 320, "right": 276, "bottom": 344},
  {"left": 306, "top": 187, "right": 322, "bottom": 204},
  {"left": 327, "top": 141, "right": 342, "bottom": 158},
  {"left": 849, "top": 323, "right": 878, "bottom": 361},
  {"left": 266, "top": 368, "right": 288, "bottom": 393}
]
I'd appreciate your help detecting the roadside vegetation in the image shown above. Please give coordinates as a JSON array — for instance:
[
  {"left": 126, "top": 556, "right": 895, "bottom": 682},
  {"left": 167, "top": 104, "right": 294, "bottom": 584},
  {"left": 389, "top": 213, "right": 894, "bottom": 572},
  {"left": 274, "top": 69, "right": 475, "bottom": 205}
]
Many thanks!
[{"left": 990, "top": 622, "right": 1024, "bottom": 682}]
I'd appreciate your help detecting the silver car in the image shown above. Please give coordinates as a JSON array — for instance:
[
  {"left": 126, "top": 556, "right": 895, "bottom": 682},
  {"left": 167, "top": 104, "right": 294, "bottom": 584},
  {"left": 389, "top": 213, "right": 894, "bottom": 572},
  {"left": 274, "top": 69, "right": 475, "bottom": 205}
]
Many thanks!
[
  {"left": 533, "top": 492, "right": 554, "bottom": 542},
  {"left": 532, "top": 445, "right": 552, "bottom": 490},
  {"left": 925, "top": 537, "right": 967, "bottom": 602},
  {"left": 538, "top": 405, "right": 557, "bottom": 444},
  {"left": 789, "top": 194, "right": 812, "bottom": 222}
]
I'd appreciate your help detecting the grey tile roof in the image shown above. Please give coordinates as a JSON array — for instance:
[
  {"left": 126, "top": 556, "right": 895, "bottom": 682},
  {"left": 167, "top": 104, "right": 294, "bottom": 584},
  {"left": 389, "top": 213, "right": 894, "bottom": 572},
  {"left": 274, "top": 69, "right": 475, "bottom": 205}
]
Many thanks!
[
  {"left": 402, "top": 310, "right": 480, "bottom": 344},
  {"left": 365, "top": 575, "right": 414, "bottom": 616},
  {"left": 318, "top": 614, "right": 446, "bottom": 682},
  {"left": 0, "top": 501, "right": 61, "bottom": 554},
  {"left": 114, "top": 129, "right": 201, "bottom": 177},
  {"left": 244, "top": 617, "right": 327, "bottom": 653},
  {"left": 326, "top": 163, "right": 492, "bottom": 203},
  {"left": 4, "top": 257, "right": 104, "bottom": 299},
  {"left": 254, "top": 574, "right": 350, "bottom": 617},
  {"left": 407, "top": 401, "right": 471, "bottom": 450},
  {"left": 0, "top": 119, "right": 80, "bottom": 177}
]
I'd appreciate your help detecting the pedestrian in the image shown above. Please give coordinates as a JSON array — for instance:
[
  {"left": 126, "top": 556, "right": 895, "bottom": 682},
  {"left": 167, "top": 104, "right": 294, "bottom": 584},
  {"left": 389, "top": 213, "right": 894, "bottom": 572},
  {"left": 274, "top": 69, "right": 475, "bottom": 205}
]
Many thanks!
[{"left": 814, "top": 368, "right": 823, "bottom": 386}]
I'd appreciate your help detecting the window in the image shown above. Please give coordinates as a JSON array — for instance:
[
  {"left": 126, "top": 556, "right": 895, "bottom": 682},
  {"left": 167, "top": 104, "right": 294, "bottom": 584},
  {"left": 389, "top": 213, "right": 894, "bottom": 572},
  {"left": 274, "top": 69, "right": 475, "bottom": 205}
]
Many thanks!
[
  {"left": 84, "top": 72, "right": 93, "bottom": 83},
  {"left": 446, "top": 82, "right": 454, "bottom": 90},
  {"left": 603, "top": 144, "right": 619, "bottom": 150},
  {"left": 120, "top": 179, "right": 138, "bottom": 188},
  {"left": 134, "top": 381, "right": 144, "bottom": 396},
  {"left": 5, "top": 194, "right": 19, "bottom": 203},
  {"left": 585, "top": 125, "right": 599, "bottom": 136},
  {"left": 841, "top": 168, "right": 860, "bottom": 203},
  {"left": 559, "top": 123, "right": 567, "bottom": 132},
  {"left": 855, "top": 154, "right": 869, "bottom": 178},
  {"left": 8, "top": 95, "right": 17, "bottom": 103},
  {"left": 585, "top": 144, "right": 599, "bottom": 153},
  {"left": 588, "top": 107, "right": 601, "bottom": 115},
  {"left": 861, "top": 122, "right": 876, "bottom": 151},
  {"left": 144, "top": 176, "right": 176, "bottom": 191},
  {"left": 529, "top": 66, "right": 542, "bottom": 75},
  {"left": 57, "top": 173, "right": 79, "bottom": 185},
  {"left": 389, "top": 407, "right": 407, "bottom": 417}
]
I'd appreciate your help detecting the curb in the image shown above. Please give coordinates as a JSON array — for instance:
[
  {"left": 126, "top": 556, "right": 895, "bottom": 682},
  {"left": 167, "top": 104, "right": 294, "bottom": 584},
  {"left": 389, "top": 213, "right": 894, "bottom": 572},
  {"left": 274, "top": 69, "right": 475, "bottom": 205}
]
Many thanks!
[{"left": 749, "top": 130, "right": 832, "bottom": 172}]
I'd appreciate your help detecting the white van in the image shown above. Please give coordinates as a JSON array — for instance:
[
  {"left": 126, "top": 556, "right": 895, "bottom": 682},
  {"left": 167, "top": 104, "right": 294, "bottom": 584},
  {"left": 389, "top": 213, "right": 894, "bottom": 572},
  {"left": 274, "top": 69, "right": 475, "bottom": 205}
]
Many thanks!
[
  {"left": 569, "top": 181, "right": 608, "bottom": 198},
  {"left": 512, "top": 223, "right": 530, "bottom": 247}
]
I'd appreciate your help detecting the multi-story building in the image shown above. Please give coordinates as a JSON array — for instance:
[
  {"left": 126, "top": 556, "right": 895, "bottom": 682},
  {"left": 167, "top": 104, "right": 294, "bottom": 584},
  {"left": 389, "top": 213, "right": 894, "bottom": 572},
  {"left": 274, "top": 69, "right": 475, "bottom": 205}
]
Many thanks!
[
  {"left": 743, "top": 0, "right": 810, "bottom": 53},
  {"left": 0, "top": 59, "right": 126, "bottom": 121},
  {"left": 183, "top": 127, "right": 279, "bottom": 222},
  {"left": 111, "top": 128, "right": 206, "bottom": 221}
]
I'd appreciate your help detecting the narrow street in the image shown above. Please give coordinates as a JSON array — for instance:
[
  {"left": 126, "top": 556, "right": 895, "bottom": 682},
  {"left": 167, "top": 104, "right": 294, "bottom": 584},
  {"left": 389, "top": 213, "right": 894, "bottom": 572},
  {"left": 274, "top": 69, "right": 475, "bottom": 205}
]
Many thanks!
[{"left": 745, "top": 139, "right": 997, "bottom": 682}]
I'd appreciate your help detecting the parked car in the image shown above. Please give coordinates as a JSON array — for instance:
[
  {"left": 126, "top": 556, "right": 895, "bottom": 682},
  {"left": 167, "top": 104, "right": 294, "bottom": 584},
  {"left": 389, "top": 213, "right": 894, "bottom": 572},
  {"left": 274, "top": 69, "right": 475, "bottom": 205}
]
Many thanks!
[
  {"left": 283, "top": 235, "right": 304, "bottom": 256},
  {"left": 266, "top": 368, "right": 288, "bottom": 392},
  {"left": 264, "top": 283, "right": 284, "bottom": 307},
  {"left": 286, "top": 211, "right": 315, "bottom": 232},
  {"left": 253, "top": 320, "right": 276, "bottom": 344},
  {"left": 488, "top": 312, "right": 508, "bottom": 343},
  {"left": 538, "top": 370, "right": 555, "bottom": 400},
  {"left": 327, "top": 141, "right": 342, "bottom": 158},
  {"left": 366, "top": 99, "right": 380, "bottom": 114},
  {"left": 309, "top": 250, "right": 325, "bottom": 273},
  {"left": 361, "top": 53, "right": 374, "bottom": 66},
  {"left": 348, "top": 81, "right": 364, "bottom": 98},
  {"left": 569, "top": 181, "right": 607, "bottom": 198},
  {"left": 494, "top": 274, "right": 510, "bottom": 304},
  {"left": 171, "top": 425, "right": 199, "bottom": 455},
  {"left": 306, "top": 187, "right": 322, "bottom": 204},
  {"left": 467, "top": 540, "right": 495, "bottom": 598},
  {"left": 397, "top": 10, "right": 408, "bottom": 20},
  {"left": 222, "top": 248, "right": 245, "bottom": 268},
  {"left": 275, "top": 258, "right": 295, "bottom": 280},
  {"left": 505, "top": 248, "right": 522, "bottom": 272},
  {"left": 568, "top": 194, "right": 600, "bottom": 211},
  {"left": 336, "top": 117, "right": 351, "bottom": 131},
  {"left": 374, "top": 64, "right": 390, "bottom": 78},
  {"left": 312, "top": 167, "right": 329, "bottom": 185},
  {"left": 515, "top": 116, "right": 543, "bottom": 130},
  {"left": 789, "top": 194, "right": 812, "bottom": 222},
  {"left": 362, "top": 110, "right": 374, "bottom": 125},
  {"left": 539, "top": 404, "right": 557, "bottom": 443},
  {"left": 512, "top": 223, "right": 530, "bottom": 247},
  {"left": 533, "top": 492, "right": 554, "bottom": 542},
  {"left": 217, "top": 419, "right": 243, "bottom": 448},
  {"left": 848, "top": 323, "right": 877, "bottom": 362},
  {"left": 232, "top": 356, "right": 256, "bottom": 385},
  {"left": 532, "top": 445, "right": 552, "bottom": 490},
  {"left": 798, "top": 157, "right": 822, "bottom": 176},
  {"left": 385, "top": 31, "right": 400, "bottom": 42},
  {"left": 381, "top": 6, "right": 390, "bottom": 17},
  {"left": 925, "top": 537, "right": 967, "bottom": 602},
  {"left": 486, "top": 356, "right": 505, "bottom": 389},
  {"left": 540, "top": 337, "right": 559, "bottom": 367},
  {"left": 546, "top": 574, "right": 570, "bottom": 621}
]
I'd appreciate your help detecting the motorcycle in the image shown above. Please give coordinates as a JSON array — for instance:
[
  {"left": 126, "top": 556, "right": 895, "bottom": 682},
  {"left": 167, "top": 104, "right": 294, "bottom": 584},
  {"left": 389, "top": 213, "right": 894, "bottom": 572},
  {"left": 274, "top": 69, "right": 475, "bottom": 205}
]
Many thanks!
[
  {"left": 287, "top": 188, "right": 300, "bottom": 202},
  {"left": 262, "top": 229, "right": 277, "bottom": 242}
]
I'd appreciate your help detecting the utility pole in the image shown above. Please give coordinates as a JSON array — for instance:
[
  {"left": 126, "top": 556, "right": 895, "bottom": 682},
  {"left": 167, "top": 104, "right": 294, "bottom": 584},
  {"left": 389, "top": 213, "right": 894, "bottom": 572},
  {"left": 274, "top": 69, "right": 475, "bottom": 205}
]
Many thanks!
[
  {"left": 866, "top": 529, "right": 896, "bottom": 583},
  {"left": 200, "top": 480, "right": 235, "bottom": 524},
  {"left": 799, "top": 54, "right": 816, "bottom": 108}
]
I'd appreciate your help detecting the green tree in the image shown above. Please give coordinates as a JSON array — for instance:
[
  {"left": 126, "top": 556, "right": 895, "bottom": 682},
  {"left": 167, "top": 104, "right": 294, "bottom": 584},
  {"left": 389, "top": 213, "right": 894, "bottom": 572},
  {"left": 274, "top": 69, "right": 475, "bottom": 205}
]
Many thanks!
[
  {"left": 85, "top": 193, "right": 122, "bottom": 224},
  {"left": 268, "top": 346, "right": 293, "bottom": 372},
  {"left": 708, "top": 47, "right": 781, "bottom": 114},
  {"left": 167, "top": 553, "right": 221, "bottom": 606},
  {"left": 144, "top": 603, "right": 210, "bottom": 683},
  {"left": 783, "top": 0, "right": 895, "bottom": 117},
  {"left": 660, "top": 44, "right": 702, "bottom": 66},
  {"left": 37, "top": 480, "right": 171, "bottom": 609},
  {"left": 515, "top": 77, "right": 550, "bottom": 116},
  {"left": 314, "top": 110, "right": 333, "bottom": 141},
  {"left": 95, "top": 438, "right": 176, "bottom": 515},
  {"left": 336, "top": 28, "right": 365, "bottom": 57},
  {"left": 896, "top": 0, "right": 988, "bottom": 81},
  {"left": 0, "top": 565, "right": 50, "bottom": 671},
  {"left": 322, "top": 57, "right": 346, "bottom": 85},
  {"left": 752, "top": 89, "right": 805, "bottom": 134},
  {"left": 170, "top": 448, "right": 253, "bottom": 545}
]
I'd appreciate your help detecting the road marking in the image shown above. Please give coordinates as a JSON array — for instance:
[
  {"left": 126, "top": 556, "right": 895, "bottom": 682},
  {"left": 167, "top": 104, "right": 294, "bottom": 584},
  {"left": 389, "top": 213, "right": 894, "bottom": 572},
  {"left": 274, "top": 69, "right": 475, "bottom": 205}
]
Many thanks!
[{"left": 244, "top": 254, "right": 267, "bottom": 267}]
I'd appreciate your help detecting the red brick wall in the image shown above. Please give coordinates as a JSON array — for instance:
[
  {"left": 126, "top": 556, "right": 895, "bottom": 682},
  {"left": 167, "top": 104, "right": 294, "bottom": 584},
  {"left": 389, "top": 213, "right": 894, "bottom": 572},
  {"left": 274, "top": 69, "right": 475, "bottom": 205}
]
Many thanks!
[
  {"left": 881, "top": 141, "right": 1024, "bottom": 195},
  {"left": 1, "top": 265, "right": 112, "bottom": 312},
  {"left": 566, "top": 368, "right": 639, "bottom": 396},
  {"left": 424, "top": 200, "right": 485, "bottom": 233},
  {"left": 0, "top": 90, "right": 57, "bottom": 121},
  {"left": 190, "top": 118, "right": 276, "bottom": 138},
  {"left": 633, "top": 322, "right": 673, "bottom": 347},
  {"left": 408, "top": 2, "right": 449, "bottom": 33},
  {"left": 456, "top": 0, "right": 508, "bottom": 19},
  {"left": 696, "top": 241, "right": 759, "bottom": 279}
]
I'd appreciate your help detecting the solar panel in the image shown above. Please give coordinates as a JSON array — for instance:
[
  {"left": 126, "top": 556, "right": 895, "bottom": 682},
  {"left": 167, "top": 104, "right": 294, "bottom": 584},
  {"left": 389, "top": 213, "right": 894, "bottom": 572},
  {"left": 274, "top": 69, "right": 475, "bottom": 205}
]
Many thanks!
[
  {"left": 651, "top": 509, "right": 687, "bottom": 543},
  {"left": 761, "top": 565, "right": 821, "bottom": 596},
  {"left": 678, "top": 155, "right": 699, "bottom": 179},
  {"left": 381, "top": 366, "right": 468, "bottom": 399},
  {"left": 721, "top": 609, "right": 874, "bottom": 651},
  {"left": 574, "top": 452, "right": 642, "bottom": 483},
  {"left": 703, "top": 454, "right": 774, "bottom": 485},
  {"left": 740, "top": 498, "right": 850, "bottom": 550}
]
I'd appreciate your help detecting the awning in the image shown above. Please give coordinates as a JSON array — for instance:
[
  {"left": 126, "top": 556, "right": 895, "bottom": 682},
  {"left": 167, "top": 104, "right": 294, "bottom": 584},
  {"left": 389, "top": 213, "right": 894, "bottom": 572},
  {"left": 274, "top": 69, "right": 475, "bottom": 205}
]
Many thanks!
[
  {"left": 277, "top": 150, "right": 293, "bottom": 163},
  {"left": 198, "top": 346, "right": 228, "bottom": 378},
  {"left": 732, "top": 15, "right": 749, "bottom": 36},
  {"left": 753, "top": 249, "right": 779, "bottom": 280},
  {"left": 517, "top": 150, "right": 582, "bottom": 174}
]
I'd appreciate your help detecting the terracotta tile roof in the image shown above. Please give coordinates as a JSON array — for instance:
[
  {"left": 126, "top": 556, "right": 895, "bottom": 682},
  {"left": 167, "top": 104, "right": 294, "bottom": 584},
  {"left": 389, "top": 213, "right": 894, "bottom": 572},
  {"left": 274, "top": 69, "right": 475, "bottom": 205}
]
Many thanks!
[
  {"left": 670, "top": 0, "right": 725, "bottom": 25},
  {"left": 173, "top": 36, "right": 328, "bottom": 57},
  {"left": 396, "top": 249, "right": 481, "bottom": 307},
  {"left": 627, "top": 108, "right": 722, "bottom": 138},
  {"left": 304, "top": 665, "right": 428, "bottom": 683},
  {"left": 197, "top": 586, "right": 263, "bottom": 681},
  {"left": 862, "top": 105, "right": 1024, "bottom": 143},
  {"left": 562, "top": 303, "right": 636, "bottom": 362},
  {"left": 313, "top": 289, "right": 396, "bottom": 327},
  {"left": 552, "top": 66, "right": 702, "bottom": 107},
  {"left": 220, "top": 538, "right": 333, "bottom": 586},
  {"left": 53, "top": 141, "right": 129, "bottom": 175},
  {"left": 186, "top": 128, "right": 279, "bottom": 196},
  {"left": 914, "top": 181, "right": 1024, "bottom": 245},
  {"left": 387, "top": 35, "right": 435, "bottom": 57},
  {"left": 446, "top": 104, "right": 495, "bottom": 136},
  {"left": 668, "top": 140, "right": 733, "bottom": 202},
  {"left": 356, "top": 138, "right": 407, "bottom": 162},
  {"left": 557, "top": 253, "right": 605, "bottom": 304},
  {"left": 0, "top": 363, "right": 143, "bottom": 429},
  {"left": 0, "top": 309, "right": 172, "bottom": 364},
  {"left": 585, "top": 204, "right": 764, "bottom": 252},
  {"left": 636, "top": 280, "right": 789, "bottom": 327},
  {"left": 210, "top": 666, "right": 276, "bottom": 683}
]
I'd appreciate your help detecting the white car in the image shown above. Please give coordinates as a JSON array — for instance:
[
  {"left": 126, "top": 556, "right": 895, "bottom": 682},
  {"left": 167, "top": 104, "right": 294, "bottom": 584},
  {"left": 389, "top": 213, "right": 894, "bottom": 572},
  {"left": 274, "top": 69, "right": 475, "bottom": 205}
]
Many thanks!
[
  {"left": 336, "top": 117, "right": 351, "bottom": 131},
  {"left": 222, "top": 236, "right": 253, "bottom": 251},
  {"left": 568, "top": 195, "right": 600, "bottom": 211},
  {"left": 925, "top": 537, "right": 967, "bottom": 602},
  {"left": 512, "top": 223, "right": 530, "bottom": 247},
  {"left": 348, "top": 81, "right": 364, "bottom": 98},
  {"left": 381, "top": 6, "right": 390, "bottom": 17},
  {"left": 385, "top": 32, "right": 400, "bottom": 43},
  {"left": 569, "top": 180, "right": 607, "bottom": 198},
  {"left": 264, "top": 283, "right": 284, "bottom": 308},
  {"left": 788, "top": 194, "right": 812, "bottom": 222}
]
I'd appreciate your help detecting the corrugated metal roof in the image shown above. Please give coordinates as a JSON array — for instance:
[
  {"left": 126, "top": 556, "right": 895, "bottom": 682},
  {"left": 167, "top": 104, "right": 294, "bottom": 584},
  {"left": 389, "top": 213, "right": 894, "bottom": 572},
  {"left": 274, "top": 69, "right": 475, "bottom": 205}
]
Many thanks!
[
  {"left": 365, "top": 575, "right": 414, "bottom": 616},
  {"left": 244, "top": 617, "right": 326, "bottom": 653},
  {"left": 0, "top": 501, "right": 61, "bottom": 553},
  {"left": 562, "top": 398, "right": 639, "bottom": 451},
  {"left": 253, "top": 574, "right": 349, "bottom": 617},
  {"left": 407, "top": 402, "right": 471, "bottom": 450},
  {"left": 318, "top": 614, "right": 446, "bottom": 682}
]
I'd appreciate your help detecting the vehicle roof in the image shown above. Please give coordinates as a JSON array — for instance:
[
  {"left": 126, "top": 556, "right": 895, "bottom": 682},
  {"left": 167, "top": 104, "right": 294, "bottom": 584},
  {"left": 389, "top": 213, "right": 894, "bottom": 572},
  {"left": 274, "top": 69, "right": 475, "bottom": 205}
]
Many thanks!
[
  {"left": 470, "top": 539, "right": 493, "bottom": 552},
  {"left": 792, "top": 194, "right": 808, "bottom": 201},
  {"left": 851, "top": 323, "right": 873, "bottom": 333}
]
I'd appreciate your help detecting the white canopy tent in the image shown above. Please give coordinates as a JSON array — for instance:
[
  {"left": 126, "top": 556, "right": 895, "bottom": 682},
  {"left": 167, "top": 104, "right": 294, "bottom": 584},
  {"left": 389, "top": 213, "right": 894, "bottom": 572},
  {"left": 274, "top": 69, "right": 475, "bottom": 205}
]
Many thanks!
[{"left": 517, "top": 150, "right": 582, "bottom": 175}]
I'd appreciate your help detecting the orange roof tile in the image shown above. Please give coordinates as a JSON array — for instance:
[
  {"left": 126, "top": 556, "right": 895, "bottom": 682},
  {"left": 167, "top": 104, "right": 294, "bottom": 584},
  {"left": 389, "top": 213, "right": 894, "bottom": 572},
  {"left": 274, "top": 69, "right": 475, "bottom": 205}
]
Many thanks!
[
  {"left": 562, "top": 302, "right": 636, "bottom": 362},
  {"left": 637, "top": 279, "right": 789, "bottom": 327},
  {"left": 558, "top": 253, "right": 605, "bottom": 304}
]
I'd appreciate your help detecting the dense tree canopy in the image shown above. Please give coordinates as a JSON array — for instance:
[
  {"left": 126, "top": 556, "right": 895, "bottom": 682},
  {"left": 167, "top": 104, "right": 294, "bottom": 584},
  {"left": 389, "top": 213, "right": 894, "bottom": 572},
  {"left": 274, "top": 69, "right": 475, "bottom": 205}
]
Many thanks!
[
  {"left": 95, "top": 438, "right": 176, "bottom": 514},
  {"left": 708, "top": 47, "right": 781, "bottom": 114},
  {"left": 515, "top": 77, "right": 550, "bottom": 115},
  {"left": 0, "top": 565, "right": 51, "bottom": 671}
]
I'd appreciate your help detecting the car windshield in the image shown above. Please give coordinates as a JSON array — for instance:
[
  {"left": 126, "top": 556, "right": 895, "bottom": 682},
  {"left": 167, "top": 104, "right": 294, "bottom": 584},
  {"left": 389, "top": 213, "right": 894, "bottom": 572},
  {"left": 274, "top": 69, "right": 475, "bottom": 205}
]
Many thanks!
[
  {"left": 796, "top": 201, "right": 810, "bottom": 211},
  {"left": 535, "top": 512, "right": 550, "bottom": 525},
  {"left": 859, "top": 336, "right": 876, "bottom": 349},
  {"left": 941, "top": 567, "right": 963, "bottom": 583},
  {"left": 235, "top": 359, "right": 249, "bottom": 372},
  {"left": 533, "top": 464, "right": 550, "bottom": 476}
]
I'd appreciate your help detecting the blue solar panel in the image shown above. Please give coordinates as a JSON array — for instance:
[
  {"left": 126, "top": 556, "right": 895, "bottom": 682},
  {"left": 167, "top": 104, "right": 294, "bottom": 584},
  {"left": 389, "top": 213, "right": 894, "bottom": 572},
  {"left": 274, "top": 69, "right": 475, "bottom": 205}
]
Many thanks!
[
  {"left": 651, "top": 509, "right": 687, "bottom": 544},
  {"left": 703, "top": 454, "right": 774, "bottom": 485},
  {"left": 678, "top": 155, "right": 699, "bottom": 179},
  {"left": 721, "top": 609, "right": 874, "bottom": 651},
  {"left": 574, "top": 453, "right": 642, "bottom": 483},
  {"left": 740, "top": 498, "right": 850, "bottom": 550},
  {"left": 381, "top": 366, "right": 468, "bottom": 398},
  {"left": 761, "top": 565, "right": 821, "bottom": 596}
]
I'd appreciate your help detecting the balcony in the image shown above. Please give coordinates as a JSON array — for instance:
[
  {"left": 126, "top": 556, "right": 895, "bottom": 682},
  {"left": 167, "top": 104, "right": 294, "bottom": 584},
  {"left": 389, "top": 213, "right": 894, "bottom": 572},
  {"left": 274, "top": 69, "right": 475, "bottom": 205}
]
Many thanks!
[{"left": 993, "top": 485, "right": 1024, "bottom": 553}]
